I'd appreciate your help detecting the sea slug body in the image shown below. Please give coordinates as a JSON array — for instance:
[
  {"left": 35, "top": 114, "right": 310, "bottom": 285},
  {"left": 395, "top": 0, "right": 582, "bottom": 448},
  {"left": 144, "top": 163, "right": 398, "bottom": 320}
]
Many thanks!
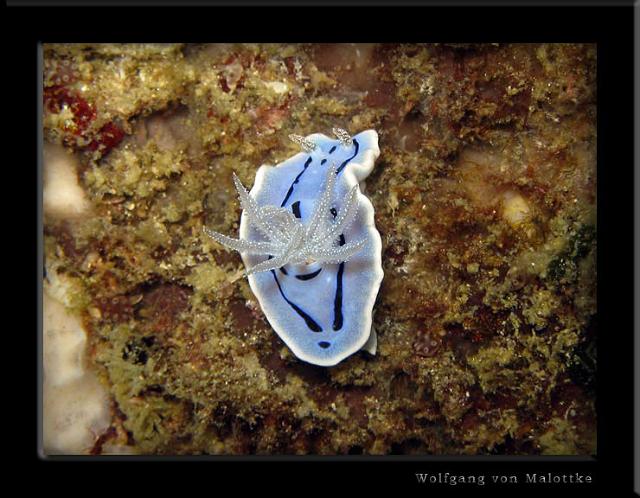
[{"left": 205, "top": 128, "right": 383, "bottom": 366}]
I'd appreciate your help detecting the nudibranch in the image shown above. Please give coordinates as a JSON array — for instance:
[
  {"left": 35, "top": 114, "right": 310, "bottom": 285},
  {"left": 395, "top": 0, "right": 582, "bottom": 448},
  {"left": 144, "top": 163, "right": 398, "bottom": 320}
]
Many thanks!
[{"left": 205, "top": 128, "right": 383, "bottom": 366}]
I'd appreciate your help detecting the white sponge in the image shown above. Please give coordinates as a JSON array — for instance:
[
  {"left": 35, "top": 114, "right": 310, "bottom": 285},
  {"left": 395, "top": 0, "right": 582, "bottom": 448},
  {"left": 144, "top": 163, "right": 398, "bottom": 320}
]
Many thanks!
[
  {"left": 43, "top": 144, "right": 91, "bottom": 219},
  {"left": 42, "top": 292, "right": 111, "bottom": 455}
]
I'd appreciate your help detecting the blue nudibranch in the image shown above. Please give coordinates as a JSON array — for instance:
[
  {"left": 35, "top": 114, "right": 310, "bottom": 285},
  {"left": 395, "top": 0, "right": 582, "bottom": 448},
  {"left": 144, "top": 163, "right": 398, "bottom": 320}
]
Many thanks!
[{"left": 205, "top": 128, "right": 383, "bottom": 366}]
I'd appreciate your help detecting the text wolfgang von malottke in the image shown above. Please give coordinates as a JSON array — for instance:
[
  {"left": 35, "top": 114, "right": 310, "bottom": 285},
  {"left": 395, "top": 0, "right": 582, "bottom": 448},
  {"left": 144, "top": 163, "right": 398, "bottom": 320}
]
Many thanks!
[{"left": 415, "top": 472, "right": 593, "bottom": 486}]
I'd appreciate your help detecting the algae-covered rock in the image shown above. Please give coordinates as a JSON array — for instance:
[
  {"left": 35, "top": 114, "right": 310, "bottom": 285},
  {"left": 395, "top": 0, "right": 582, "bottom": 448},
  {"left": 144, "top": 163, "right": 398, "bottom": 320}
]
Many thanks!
[{"left": 42, "top": 43, "right": 596, "bottom": 455}]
